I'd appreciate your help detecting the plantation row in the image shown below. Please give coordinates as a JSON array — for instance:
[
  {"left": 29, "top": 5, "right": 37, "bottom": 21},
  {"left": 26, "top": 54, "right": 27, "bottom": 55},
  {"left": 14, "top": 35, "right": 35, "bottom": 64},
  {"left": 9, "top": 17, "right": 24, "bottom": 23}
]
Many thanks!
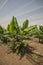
[{"left": 0, "top": 16, "right": 43, "bottom": 55}]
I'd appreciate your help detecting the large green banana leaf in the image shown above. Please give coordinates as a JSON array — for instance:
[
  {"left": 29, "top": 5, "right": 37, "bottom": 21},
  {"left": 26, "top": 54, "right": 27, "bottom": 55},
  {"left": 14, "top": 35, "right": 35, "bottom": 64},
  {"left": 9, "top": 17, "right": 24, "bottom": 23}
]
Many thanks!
[
  {"left": 22, "top": 19, "right": 29, "bottom": 30},
  {"left": 7, "top": 16, "right": 20, "bottom": 33}
]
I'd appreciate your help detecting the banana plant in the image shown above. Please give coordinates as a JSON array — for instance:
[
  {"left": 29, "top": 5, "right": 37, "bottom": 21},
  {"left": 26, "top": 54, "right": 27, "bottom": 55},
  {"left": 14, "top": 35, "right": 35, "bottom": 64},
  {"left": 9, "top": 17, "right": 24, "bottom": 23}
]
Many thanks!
[
  {"left": 0, "top": 25, "right": 4, "bottom": 34},
  {"left": 0, "top": 16, "right": 43, "bottom": 56},
  {"left": 22, "top": 19, "right": 29, "bottom": 30}
]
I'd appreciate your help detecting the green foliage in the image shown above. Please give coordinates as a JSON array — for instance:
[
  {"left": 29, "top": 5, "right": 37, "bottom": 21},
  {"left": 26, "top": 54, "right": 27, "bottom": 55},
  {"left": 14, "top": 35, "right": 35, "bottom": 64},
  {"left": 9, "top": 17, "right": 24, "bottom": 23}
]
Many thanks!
[
  {"left": 14, "top": 41, "right": 25, "bottom": 54},
  {"left": 39, "top": 25, "right": 43, "bottom": 32},
  {"left": 1, "top": 35, "right": 8, "bottom": 43},
  {"left": 9, "top": 16, "right": 20, "bottom": 33},
  {"left": 0, "top": 25, "right": 4, "bottom": 33},
  {"left": 38, "top": 31, "right": 43, "bottom": 43},
  {"left": 0, "top": 16, "right": 43, "bottom": 56},
  {"left": 31, "top": 54, "right": 39, "bottom": 62},
  {"left": 9, "top": 16, "right": 16, "bottom": 32},
  {"left": 22, "top": 19, "right": 29, "bottom": 30},
  {"left": 7, "top": 24, "right": 10, "bottom": 31}
]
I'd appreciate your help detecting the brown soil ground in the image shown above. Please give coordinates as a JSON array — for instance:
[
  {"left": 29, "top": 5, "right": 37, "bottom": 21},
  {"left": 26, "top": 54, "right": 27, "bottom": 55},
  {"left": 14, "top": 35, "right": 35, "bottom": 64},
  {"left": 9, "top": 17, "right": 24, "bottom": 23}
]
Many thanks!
[{"left": 0, "top": 38, "right": 43, "bottom": 65}]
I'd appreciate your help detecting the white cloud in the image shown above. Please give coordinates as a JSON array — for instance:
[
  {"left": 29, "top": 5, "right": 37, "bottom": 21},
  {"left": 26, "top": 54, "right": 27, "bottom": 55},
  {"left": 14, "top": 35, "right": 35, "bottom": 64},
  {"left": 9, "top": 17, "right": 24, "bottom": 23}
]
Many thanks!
[
  {"left": 0, "top": 0, "right": 8, "bottom": 10},
  {"left": 0, "top": 0, "right": 34, "bottom": 18},
  {"left": 29, "top": 14, "right": 43, "bottom": 20},
  {"left": 0, "top": 0, "right": 43, "bottom": 27},
  {"left": 4, "top": 5, "right": 43, "bottom": 18},
  {"left": 29, "top": 19, "right": 43, "bottom": 26},
  {"left": 15, "top": 5, "right": 43, "bottom": 17}
]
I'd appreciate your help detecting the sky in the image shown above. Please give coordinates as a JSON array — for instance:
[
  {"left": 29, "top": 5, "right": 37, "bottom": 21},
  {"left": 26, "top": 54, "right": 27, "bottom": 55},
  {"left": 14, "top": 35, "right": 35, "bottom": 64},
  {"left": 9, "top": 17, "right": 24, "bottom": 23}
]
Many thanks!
[{"left": 0, "top": 0, "right": 43, "bottom": 27}]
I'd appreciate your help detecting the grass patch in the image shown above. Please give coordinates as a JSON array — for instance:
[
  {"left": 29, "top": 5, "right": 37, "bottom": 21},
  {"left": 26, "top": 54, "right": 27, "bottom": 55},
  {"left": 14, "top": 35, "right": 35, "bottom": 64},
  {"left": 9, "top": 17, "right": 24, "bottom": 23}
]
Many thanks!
[{"left": 31, "top": 54, "right": 39, "bottom": 62}]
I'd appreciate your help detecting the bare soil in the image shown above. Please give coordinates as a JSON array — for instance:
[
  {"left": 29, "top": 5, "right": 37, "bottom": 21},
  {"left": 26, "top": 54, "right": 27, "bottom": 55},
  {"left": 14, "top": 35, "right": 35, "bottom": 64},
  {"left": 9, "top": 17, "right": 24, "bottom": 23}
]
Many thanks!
[{"left": 0, "top": 38, "right": 43, "bottom": 65}]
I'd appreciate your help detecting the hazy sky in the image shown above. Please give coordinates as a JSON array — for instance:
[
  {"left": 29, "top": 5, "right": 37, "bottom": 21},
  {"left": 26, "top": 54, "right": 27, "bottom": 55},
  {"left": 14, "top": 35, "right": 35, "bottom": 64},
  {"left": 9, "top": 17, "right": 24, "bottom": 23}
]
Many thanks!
[{"left": 0, "top": 0, "right": 43, "bottom": 27}]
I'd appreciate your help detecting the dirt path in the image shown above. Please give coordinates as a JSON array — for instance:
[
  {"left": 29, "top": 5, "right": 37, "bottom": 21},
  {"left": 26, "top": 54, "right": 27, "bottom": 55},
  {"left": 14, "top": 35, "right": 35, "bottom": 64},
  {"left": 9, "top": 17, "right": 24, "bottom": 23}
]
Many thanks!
[
  {"left": 0, "top": 38, "right": 43, "bottom": 65},
  {"left": 0, "top": 45, "right": 33, "bottom": 65},
  {"left": 26, "top": 38, "right": 43, "bottom": 55}
]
